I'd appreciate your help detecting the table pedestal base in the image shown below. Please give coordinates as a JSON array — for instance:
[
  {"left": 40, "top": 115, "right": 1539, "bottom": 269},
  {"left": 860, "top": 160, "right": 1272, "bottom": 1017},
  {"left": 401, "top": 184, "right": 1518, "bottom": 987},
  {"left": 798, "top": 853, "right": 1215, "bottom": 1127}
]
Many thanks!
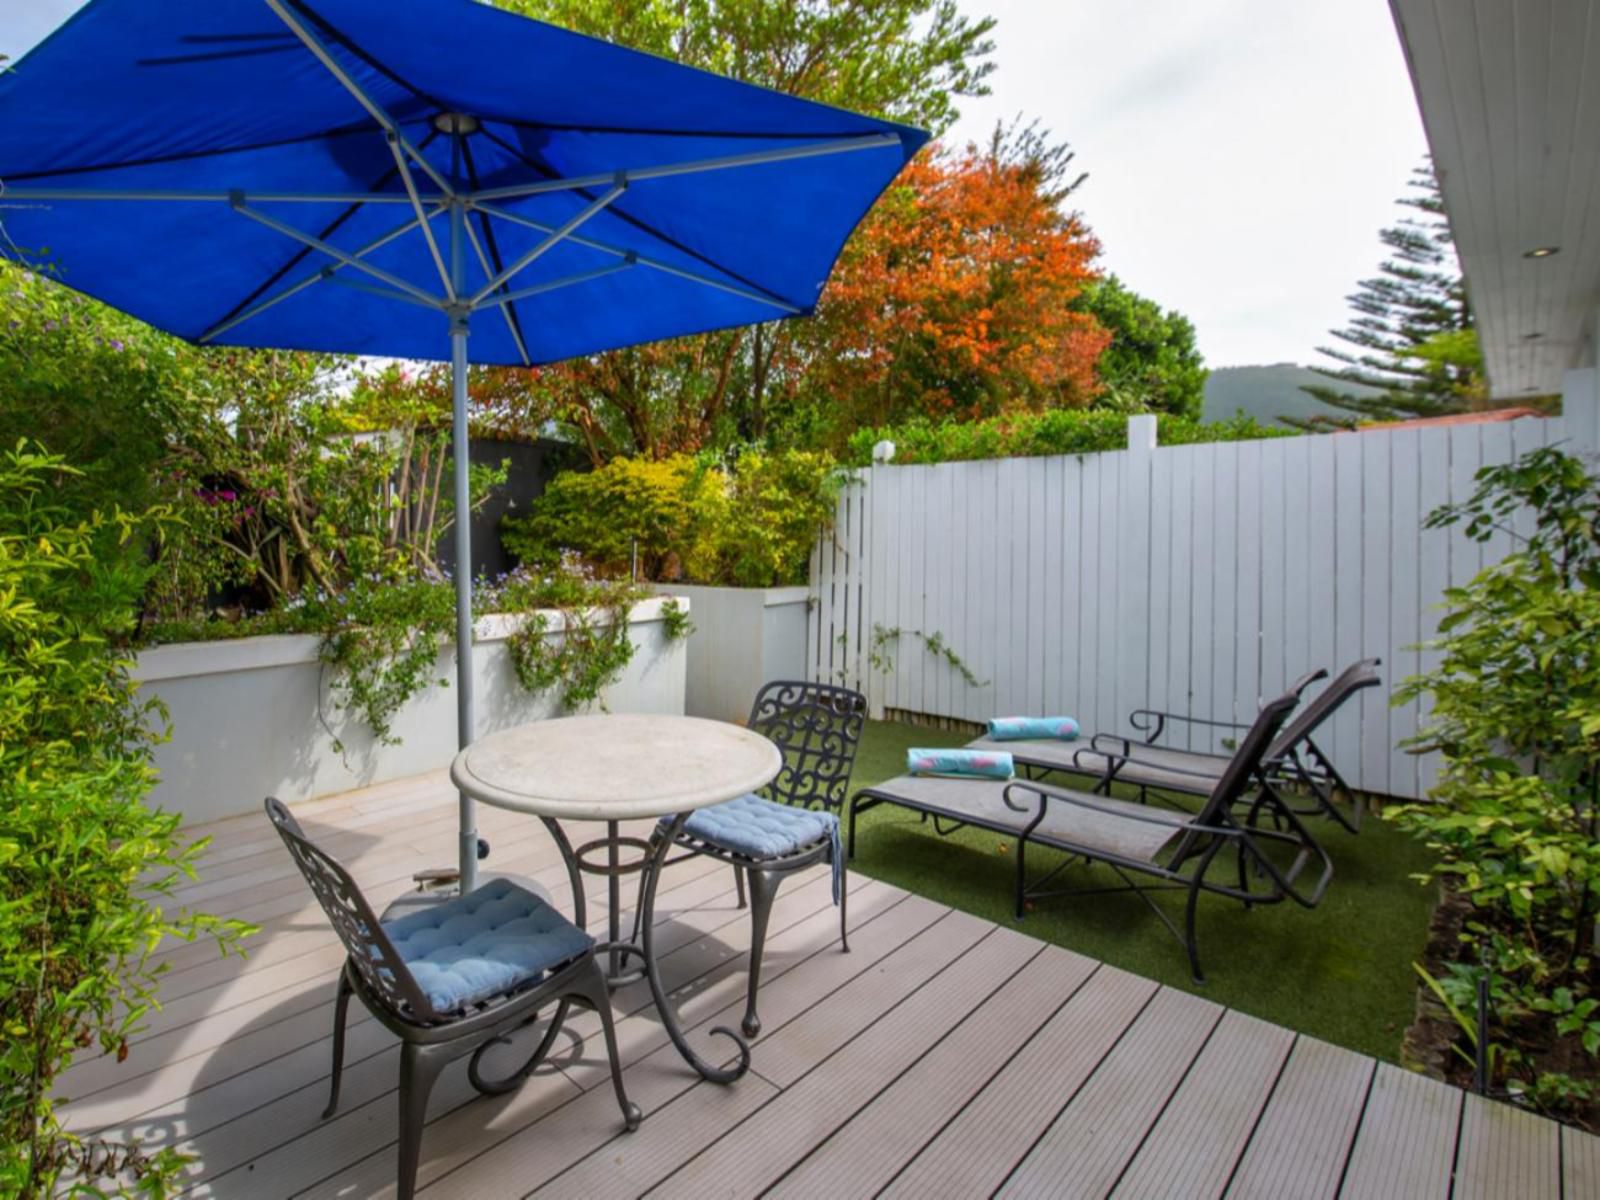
[{"left": 549, "top": 817, "right": 751, "bottom": 1084}]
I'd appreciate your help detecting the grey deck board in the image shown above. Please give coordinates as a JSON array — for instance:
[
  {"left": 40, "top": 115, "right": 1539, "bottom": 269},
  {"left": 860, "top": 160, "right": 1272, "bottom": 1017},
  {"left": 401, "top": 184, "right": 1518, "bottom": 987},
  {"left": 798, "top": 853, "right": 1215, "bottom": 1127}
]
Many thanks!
[
  {"left": 1111, "top": 1009, "right": 1295, "bottom": 1200},
  {"left": 1453, "top": 1091, "right": 1560, "bottom": 1200},
  {"left": 746, "top": 906, "right": 995, "bottom": 1087},
  {"left": 1225, "top": 1036, "right": 1373, "bottom": 1200},
  {"left": 881, "top": 965, "right": 1159, "bottom": 1200},
  {"left": 1564, "top": 1124, "right": 1600, "bottom": 1200},
  {"left": 765, "top": 945, "right": 1099, "bottom": 1199},
  {"left": 997, "top": 986, "right": 1224, "bottom": 1200},
  {"left": 650, "top": 927, "right": 1044, "bottom": 1198},
  {"left": 52, "top": 771, "right": 1571, "bottom": 1200},
  {"left": 1337, "top": 1062, "right": 1461, "bottom": 1200}
]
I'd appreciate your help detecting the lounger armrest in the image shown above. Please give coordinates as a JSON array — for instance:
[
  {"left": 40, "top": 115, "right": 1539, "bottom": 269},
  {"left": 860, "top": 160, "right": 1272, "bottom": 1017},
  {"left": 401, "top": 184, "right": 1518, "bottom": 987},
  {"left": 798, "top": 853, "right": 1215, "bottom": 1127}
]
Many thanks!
[
  {"left": 1003, "top": 780, "right": 1231, "bottom": 835},
  {"left": 1089, "top": 732, "right": 1133, "bottom": 758},
  {"left": 1096, "top": 732, "right": 1231, "bottom": 769},
  {"left": 1128, "top": 708, "right": 1250, "bottom": 745},
  {"left": 1078, "top": 743, "right": 1234, "bottom": 787}
]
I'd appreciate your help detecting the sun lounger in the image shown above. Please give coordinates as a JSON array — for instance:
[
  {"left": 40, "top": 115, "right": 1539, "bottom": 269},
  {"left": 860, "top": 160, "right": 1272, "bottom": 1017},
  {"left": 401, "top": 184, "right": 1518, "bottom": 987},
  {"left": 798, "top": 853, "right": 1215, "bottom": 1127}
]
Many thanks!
[
  {"left": 849, "top": 688, "right": 1333, "bottom": 981},
  {"left": 965, "top": 660, "right": 1382, "bottom": 831}
]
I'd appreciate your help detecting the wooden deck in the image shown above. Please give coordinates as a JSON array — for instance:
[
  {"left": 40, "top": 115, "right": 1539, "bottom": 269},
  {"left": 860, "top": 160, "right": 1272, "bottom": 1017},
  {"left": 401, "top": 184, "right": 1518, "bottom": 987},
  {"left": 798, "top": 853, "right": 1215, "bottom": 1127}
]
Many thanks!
[{"left": 77, "top": 770, "right": 1594, "bottom": 1198}]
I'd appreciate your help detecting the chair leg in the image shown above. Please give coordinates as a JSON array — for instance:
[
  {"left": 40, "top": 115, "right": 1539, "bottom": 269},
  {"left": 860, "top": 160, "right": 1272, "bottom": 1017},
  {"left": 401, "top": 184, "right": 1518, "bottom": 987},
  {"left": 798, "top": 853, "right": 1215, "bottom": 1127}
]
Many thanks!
[
  {"left": 742, "top": 868, "right": 783, "bottom": 1038},
  {"left": 838, "top": 853, "right": 850, "bottom": 953},
  {"left": 323, "top": 970, "right": 353, "bottom": 1119},
  {"left": 1014, "top": 835, "right": 1027, "bottom": 920},
  {"left": 396, "top": 1041, "right": 449, "bottom": 1200},
  {"left": 1184, "top": 880, "right": 1206, "bottom": 985},
  {"left": 734, "top": 864, "right": 747, "bottom": 909},
  {"left": 578, "top": 959, "right": 643, "bottom": 1131}
]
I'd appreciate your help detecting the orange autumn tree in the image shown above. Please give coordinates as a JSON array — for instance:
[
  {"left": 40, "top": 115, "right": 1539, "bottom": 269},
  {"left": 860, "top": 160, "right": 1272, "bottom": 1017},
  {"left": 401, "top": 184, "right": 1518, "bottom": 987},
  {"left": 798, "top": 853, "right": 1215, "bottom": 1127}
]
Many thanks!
[
  {"left": 802, "top": 123, "right": 1111, "bottom": 434},
  {"left": 387, "top": 125, "right": 1112, "bottom": 462}
]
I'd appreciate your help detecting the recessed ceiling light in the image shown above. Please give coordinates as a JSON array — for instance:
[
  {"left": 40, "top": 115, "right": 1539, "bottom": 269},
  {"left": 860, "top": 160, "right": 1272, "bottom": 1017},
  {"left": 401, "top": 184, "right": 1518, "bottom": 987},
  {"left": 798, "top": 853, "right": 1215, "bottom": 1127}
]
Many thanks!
[{"left": 1524, "top": 246, "right": 1561, "bottom": 258}]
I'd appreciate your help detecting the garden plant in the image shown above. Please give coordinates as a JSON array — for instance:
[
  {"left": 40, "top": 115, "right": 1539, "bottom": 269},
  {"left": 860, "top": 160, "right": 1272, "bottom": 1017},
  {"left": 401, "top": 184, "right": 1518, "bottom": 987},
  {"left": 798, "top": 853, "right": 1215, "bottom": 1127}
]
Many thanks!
[{"left": 1394, "top": 445, "right": 1600, "bottom": 1123}]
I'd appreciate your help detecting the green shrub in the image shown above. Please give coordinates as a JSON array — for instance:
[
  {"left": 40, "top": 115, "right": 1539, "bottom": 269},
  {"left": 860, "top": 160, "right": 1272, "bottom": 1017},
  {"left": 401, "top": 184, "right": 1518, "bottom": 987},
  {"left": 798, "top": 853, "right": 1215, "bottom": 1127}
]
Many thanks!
[
  {"left": 1391, "top": 446, "right": 1600, "bottom": 1119},
  {"left": 502, "top": 455, "right": 725, "bottom": 582},
  {"left": 0, "top": 444, "right": 249, "bottom": 1196},
  {"left": 502, "top": 449, "right": 839, "bottom": 588},
  {"left": 717, "top": 449, "right": 842, "bottom": 587},
  {"left": 841, "top": 408, "right": 1292, "bottom": 466}
]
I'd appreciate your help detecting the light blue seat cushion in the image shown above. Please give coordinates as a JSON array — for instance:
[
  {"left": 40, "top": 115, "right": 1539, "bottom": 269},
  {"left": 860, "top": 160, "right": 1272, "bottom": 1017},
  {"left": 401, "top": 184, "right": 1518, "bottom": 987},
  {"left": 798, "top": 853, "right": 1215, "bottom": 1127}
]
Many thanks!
[
  {"left": 380, "top": 877, "right": 592, "bottom": 1015},
  {"left": 668, "top": 793, "right": 843, "bottom": 903}
]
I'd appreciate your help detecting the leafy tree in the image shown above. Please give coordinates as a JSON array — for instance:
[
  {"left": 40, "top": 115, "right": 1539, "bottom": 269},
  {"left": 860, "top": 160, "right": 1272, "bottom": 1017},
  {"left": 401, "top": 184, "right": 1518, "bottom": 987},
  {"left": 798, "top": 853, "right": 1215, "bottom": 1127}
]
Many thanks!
[
  {"left": 1304, "top": 159, "right": 1483, "bottom": 426},
  {"left": 494, "top": 0, "right": 996, "bottom": 135},
  {"left": 478, "top": 0, "right": 999, "bottom": 461},
  {"left": 1074, "top": 274, "right": 1206, "bottom": 419},
  {"left": 796, "top": 122, "right": 1109, "bottom": 438}
]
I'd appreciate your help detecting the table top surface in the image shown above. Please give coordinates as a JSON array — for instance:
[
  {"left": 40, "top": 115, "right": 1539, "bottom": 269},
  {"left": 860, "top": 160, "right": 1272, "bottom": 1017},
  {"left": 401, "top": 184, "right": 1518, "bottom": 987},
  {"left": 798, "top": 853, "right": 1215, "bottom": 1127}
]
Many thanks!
[{"left": 450, "top": 713, "right": 782, "bottom": 820}]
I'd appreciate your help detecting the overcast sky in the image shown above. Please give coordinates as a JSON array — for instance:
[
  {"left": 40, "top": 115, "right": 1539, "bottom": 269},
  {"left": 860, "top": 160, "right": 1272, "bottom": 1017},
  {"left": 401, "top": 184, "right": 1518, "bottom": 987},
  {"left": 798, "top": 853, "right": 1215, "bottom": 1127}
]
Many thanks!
[{"left": 6, "top": 0, "right": 1430, "bottom": 368}]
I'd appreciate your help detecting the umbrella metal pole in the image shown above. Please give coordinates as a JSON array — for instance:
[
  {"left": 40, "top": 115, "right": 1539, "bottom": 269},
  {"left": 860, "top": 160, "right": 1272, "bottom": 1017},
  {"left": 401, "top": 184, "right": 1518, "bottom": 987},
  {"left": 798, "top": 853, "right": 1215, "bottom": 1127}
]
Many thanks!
[{"left": 450, "top": 203, "right": 479, "bottom": 895}]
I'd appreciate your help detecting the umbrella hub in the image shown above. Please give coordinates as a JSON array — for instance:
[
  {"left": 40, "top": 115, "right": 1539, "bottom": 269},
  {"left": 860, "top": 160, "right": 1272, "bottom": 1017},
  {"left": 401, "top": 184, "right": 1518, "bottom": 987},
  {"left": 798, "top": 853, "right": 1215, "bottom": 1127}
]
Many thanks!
[{"left": 432, "top": 112, "right": 481, "bottom": 136}]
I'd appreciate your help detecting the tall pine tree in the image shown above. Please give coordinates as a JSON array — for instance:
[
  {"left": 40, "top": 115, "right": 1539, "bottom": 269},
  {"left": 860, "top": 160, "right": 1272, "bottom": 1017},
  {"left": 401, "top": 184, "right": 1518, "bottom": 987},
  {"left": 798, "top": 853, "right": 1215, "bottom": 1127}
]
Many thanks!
[{"left": 1300, "top": 159, "right": 1482, "bottom": 427}]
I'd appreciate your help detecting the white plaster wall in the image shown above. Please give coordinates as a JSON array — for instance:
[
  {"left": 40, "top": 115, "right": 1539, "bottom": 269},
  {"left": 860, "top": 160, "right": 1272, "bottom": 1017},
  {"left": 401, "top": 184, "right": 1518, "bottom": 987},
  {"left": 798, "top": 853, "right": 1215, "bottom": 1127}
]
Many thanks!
[
  {"left": 134, "top": 597, "right": 688, "bottom": 822},
  {"left": 657, "top": 585, "right": 810, "bottom": 723}
]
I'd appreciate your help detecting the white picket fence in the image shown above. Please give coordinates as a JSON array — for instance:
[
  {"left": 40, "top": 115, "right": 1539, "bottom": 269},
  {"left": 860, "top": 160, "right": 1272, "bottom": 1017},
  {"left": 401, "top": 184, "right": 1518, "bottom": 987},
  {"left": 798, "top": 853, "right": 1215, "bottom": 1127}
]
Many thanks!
[{"left": 808, "top": 399, "right": 1600, "bottom": 800}]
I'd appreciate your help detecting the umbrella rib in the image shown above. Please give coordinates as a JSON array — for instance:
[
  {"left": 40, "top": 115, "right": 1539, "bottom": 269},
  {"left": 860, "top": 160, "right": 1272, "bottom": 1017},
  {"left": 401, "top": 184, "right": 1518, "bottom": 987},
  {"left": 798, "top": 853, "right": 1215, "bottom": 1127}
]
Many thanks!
[
  {"left": 468, "top": 182, "right": 625, "bottom": 305},
  {"left": 0, "top": 186, "right": 424, "bottom": 204},
  {"left": 474, "top": 125, "right": 799, "bottom": 312},
  {"left": 387, "top": 134, "right": 454, "bottom": 298},
  {"left": 460, "top": 133, "right": 531, "bottom": 365},
  {"left": 478, "top": 260, "right": 635, "bottom": 310},
  {"left": 204, "top": 126, "right": 441, "bottom": 340},
  {"left": 264, "top": 0, "right": 455, "bottom": 200},
  {"left": 475, "top": 202, "right": 801, "bottom": 315},
  {"left": 0, "top": 121, "right": 376, "bottom": 183},
  {"left": 199, "top": 205, "right": 444, "bottom": 342},
  {"left": 489, "top": 116, "right": 895, "bottom": 141},
  {"left": 227, "top": 200, "right": 445, "bottom": 314},
  {"left": 321, "top": 271, "right": 443, "bottom": 311},
  {"left": 469, "top": 133, "right": 899, "bottom": 203},
  {"left": 462, "top": 216, "right": 530, "bottom": 365}
]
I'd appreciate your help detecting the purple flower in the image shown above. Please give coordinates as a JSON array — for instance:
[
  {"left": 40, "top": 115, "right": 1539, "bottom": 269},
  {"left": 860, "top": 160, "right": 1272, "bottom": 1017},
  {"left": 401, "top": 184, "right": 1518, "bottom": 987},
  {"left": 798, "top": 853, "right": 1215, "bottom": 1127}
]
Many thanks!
[{"left": 110, "top": 339, "right": 124, "bottom": 352}]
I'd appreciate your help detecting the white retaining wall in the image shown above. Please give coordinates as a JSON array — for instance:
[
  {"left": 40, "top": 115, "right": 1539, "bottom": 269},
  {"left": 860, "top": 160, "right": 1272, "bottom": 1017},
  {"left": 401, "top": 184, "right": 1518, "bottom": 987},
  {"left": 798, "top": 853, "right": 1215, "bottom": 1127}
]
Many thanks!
[
  {"left": 655, "top": 584, "right": 810, "bottom": 723},
  {"left": 136, "top": 597, "right": 688, "bottom": 822}
]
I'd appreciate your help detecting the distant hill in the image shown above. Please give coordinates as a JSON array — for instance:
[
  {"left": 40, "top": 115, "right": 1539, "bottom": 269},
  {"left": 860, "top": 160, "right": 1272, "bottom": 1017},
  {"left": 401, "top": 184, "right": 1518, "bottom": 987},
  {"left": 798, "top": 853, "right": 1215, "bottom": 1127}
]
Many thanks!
[{"left": 1202, "top": 364, "right": 1384, "bottom": 429}]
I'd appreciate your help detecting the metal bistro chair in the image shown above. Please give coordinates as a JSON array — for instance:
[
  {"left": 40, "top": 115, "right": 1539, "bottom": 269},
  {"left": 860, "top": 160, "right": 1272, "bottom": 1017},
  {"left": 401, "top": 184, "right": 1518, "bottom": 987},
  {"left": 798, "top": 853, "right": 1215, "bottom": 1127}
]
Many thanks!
[
  {"left": 650, "top": 680, "right": 867, "bottom": 1037},
  {"left": 265, "top": 798, "right": 639, "bottom": 1200}
]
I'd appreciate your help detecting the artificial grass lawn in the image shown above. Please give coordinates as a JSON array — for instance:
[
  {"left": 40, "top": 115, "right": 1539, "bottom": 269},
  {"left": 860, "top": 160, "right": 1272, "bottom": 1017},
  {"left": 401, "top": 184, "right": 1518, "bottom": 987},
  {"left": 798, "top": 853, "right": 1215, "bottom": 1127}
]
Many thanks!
[{"left": 845, "top": 719, "right": 1439, "bottom": 1063}]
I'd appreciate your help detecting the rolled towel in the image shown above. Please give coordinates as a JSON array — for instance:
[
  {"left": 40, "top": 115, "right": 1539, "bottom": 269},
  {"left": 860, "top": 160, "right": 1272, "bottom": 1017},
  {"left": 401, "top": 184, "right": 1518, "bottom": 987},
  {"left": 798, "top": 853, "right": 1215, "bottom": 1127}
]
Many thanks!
[
  {"left": 907, "top": 747, "right": 1014, "bottom": 780},
  {"left": 986, "top": 716, "right": 1080, "bottom": 741}
]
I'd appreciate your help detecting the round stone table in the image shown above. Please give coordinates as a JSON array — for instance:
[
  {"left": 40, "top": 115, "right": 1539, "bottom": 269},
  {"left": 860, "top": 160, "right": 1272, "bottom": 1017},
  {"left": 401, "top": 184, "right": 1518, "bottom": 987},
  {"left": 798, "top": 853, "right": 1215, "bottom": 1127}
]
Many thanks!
[{"left": 451, "top": 713, "right": 781, "bottom": 1083}]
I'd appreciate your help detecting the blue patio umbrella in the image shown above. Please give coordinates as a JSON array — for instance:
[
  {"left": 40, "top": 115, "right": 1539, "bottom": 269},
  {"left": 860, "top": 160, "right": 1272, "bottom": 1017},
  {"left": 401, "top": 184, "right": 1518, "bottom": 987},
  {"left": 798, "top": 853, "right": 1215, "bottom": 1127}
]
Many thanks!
[{"left": 0, "top": 0, "right": 926, "bottom": 890}]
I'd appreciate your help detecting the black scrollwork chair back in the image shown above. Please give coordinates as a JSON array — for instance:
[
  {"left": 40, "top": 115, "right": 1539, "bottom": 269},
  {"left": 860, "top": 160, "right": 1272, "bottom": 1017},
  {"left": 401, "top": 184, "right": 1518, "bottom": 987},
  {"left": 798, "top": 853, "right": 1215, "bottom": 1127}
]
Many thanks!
[
  {"left": 265, "top": 797, "right": 440, "bottom": 1022},
  {"left": 748, "top": 679, "right": 868, "bottom": 814}
]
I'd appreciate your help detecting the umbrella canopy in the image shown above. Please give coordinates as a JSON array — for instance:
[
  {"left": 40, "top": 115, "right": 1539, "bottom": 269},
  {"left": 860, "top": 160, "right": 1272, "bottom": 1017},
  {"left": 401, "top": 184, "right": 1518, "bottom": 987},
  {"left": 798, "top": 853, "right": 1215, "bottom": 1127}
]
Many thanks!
[{"left": 0, "top": 0, "right": 926, "bottom": 888}]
